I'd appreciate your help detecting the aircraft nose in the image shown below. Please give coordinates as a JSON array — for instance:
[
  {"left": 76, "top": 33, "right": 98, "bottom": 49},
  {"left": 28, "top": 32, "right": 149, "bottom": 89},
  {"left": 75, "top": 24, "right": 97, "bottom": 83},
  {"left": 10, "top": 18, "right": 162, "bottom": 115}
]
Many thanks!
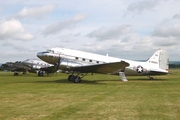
[
  {"left": 36, "top": 51, "right": 58, "bottom": 64},
  {"left": 37, "top": 52, "right": 44, "bottom": 57},
  {"left": 37, "top": 52, "right": 48, "bottom": 60}
]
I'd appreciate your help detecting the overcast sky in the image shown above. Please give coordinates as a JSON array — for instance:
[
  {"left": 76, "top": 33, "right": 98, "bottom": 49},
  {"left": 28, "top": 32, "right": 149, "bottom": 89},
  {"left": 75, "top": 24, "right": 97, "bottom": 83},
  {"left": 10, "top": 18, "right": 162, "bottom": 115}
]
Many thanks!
[{"left": 0, "top": 0, "right": 180, "bottom": 63}]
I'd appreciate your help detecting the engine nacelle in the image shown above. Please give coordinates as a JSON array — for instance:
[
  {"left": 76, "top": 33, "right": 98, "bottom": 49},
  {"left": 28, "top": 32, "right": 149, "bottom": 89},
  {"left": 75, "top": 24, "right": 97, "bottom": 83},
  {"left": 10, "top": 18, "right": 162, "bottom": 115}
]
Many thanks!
[{"left": 59, "top": 59, "right": 82, "bottom": 70}]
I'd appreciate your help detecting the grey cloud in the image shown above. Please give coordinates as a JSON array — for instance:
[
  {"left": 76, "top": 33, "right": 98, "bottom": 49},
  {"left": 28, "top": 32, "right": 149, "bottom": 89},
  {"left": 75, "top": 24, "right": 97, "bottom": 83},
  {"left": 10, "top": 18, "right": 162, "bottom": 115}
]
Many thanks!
[
  {"left": 121, "top": 33, "right": 139, "bottom": 43},
  {"left": 42, "top": 14, "right": 87, "bottom": 36},
  {"left": 153, "top": 37, "right": 179, "bottom": 46},
  {"left": 13, "top": 45, "right": 27, "bottom": 51},
  {"left": 127, "top": 0, "right": 160, "bottom": 13},
  {"left": 74, "top": 32, "right": 81, "bottom": 36},
  {"left": 153, "top": 23, "right": 180, "bottom": 37},
  {"left": 173, "top": 13, "right": 180, "bottom": 19},
  {"left": 13, "top": 5, "right": 55, "bottom": 19},
  {"left": 1, "top": 42, "right": 13, "bottom": 46},
  {"left": 87, "top": 25, "right": 132, "bottom": 41}
]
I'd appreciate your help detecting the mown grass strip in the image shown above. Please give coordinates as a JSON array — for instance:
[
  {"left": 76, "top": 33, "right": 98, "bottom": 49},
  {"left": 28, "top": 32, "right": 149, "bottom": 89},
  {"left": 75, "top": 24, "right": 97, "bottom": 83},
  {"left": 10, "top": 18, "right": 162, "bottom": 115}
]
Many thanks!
[{"left": 0, "top": 69, "right": 180, "bottom": 120}]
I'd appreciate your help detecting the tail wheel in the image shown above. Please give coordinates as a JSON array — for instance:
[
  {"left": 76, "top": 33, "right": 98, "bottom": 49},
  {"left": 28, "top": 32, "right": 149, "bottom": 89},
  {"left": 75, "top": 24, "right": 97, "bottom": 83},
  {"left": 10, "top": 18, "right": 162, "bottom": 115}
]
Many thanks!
[{"left": 148, "top": 76, "right": 154, "bottom": 80}]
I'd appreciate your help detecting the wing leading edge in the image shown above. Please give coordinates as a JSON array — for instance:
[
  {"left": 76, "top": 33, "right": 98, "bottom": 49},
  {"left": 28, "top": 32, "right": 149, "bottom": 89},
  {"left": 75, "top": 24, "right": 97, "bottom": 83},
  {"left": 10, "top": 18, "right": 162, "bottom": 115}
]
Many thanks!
[{"left": 69, "top": 61, "right": 129, "bottom": 74}]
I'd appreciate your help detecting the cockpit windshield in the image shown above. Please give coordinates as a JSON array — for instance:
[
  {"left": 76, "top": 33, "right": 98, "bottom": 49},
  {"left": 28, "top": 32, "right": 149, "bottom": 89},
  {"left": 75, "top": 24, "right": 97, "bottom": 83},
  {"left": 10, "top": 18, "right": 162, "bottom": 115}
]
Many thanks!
[{"left": 46, "top": 49, "right": 54, "bottom": 53}]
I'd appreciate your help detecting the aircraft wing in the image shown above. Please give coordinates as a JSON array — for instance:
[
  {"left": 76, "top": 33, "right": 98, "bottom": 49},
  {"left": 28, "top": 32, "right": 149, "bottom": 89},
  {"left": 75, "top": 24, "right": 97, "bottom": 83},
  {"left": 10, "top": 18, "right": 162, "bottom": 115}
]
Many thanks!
[{"left": 69, "top": 61, "right": 129, "bottom": 74}]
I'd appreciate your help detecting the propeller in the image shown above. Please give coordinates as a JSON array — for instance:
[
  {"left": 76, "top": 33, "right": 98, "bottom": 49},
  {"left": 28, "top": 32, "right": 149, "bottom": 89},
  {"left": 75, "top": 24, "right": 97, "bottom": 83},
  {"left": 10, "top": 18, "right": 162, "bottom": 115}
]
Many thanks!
[{"left": 55, "top": 54, "right": 61, "bottom": 74}]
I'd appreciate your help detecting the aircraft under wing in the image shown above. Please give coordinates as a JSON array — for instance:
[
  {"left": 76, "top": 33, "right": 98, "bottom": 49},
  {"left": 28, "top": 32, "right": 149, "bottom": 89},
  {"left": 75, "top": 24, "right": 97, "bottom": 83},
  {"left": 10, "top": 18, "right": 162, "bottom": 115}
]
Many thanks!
[
  {"left": 69, "top": 61, "right": 129, "bottom": 74},
  {"left": 40, "top": 66, "right": 57, "bottom": 73}
]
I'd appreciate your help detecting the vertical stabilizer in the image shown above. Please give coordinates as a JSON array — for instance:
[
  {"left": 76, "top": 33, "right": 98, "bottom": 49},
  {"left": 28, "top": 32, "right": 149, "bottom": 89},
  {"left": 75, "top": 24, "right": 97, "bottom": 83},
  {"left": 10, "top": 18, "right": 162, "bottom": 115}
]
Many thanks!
[{"left": 147, "top": 50, "right": 169, "bottom": 71}]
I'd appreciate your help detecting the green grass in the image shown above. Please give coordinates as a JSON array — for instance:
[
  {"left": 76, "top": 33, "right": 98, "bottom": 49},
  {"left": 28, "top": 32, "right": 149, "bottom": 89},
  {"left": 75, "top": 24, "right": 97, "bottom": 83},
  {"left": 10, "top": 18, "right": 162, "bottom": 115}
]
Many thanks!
[{"left": 0, "top": 69, "right": 180, "bottom": 120}]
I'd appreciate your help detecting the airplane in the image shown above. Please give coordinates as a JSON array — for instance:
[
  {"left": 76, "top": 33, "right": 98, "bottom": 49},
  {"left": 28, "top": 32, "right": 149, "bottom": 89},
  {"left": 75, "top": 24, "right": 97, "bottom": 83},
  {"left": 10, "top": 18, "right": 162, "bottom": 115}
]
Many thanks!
[
  {"left": 1, "top": 58, "right": 54, "bottom": 76},
  {"left": 1, "top": 61, "right": 31, "bottom": 75},
  {"left": 37, "top": 47, "right": 169, "bottom": 83},
  {"left": 22, "top": 58, "right": 55, "bottom": 76}
]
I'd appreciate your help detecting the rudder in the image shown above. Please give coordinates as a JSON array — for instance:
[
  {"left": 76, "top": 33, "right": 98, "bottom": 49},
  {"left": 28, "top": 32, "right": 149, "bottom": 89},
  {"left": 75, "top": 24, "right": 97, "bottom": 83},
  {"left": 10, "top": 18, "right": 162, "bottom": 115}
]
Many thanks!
[{"left": 159, "top": 50, "right": 169, "bottom": 71}]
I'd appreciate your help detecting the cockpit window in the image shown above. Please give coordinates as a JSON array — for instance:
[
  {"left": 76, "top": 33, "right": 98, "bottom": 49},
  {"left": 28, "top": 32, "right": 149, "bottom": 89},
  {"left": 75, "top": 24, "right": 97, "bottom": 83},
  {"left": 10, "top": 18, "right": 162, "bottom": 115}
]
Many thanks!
[{"left": 46, "top": 49, "right": 54, "bottom": 53}]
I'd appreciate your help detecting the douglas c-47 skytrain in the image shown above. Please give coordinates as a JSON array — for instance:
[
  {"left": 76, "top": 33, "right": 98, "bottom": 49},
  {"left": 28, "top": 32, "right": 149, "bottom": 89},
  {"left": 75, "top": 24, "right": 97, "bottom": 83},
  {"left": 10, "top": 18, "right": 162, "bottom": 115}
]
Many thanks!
[
  {"left": 37, "top": 47, "right": 169, "bottom": 83},
  {"left": 1, "top": 58, "right": 54, "bottom": 76}
]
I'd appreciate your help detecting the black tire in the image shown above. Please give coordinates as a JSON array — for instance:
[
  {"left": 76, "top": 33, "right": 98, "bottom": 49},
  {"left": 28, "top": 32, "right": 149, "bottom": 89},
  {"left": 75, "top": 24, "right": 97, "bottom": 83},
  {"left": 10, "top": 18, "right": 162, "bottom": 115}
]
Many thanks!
[
  {"left": 41, "top": 71, "right": 44, "bottom": 76},
  {"left": 73, "top": 76, "right": 81, "bottom": 83},
  {"left": 22, "top": 72, "right": 26, "bottom": 74},
  {"left": 38, "top": 71, "right": 44, "bottom": 76},
  {"left": 14, "top": 72, "right": 18, "bottom": 76},
  {"left": 68, "top": 75, "right": 75, "bottom": 81},
  {"left": 38, "top": 71, "right": 41, "bottom": 76}
]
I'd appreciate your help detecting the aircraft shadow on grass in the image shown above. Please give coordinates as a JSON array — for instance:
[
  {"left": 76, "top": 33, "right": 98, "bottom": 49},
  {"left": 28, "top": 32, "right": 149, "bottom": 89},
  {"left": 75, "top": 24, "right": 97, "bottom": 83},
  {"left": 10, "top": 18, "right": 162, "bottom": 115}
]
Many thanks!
[
  {"left": 33, "top": 77, "right": 168, "bottom": 85},
  {"left": 34, "top": 79, "right": 100, "bottom": 84},
  {"left": 128, "top": 78, "right": 168, "bottom": 81}
]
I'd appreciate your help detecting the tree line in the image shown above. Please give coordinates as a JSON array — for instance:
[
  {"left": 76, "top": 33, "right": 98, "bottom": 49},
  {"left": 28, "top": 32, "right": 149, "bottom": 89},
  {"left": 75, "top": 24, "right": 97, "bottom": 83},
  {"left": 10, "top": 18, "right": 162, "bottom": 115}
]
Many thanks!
[{"left": 169, "top": 64, "right": 180, "bottom": 69}]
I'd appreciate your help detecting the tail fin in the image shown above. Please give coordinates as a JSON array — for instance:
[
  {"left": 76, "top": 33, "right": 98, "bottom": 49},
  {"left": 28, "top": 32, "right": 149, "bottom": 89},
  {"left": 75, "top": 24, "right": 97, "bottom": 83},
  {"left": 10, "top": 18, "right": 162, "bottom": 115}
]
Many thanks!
[{"left": 147, "top": 50, "right": 169, "bottom": 71}]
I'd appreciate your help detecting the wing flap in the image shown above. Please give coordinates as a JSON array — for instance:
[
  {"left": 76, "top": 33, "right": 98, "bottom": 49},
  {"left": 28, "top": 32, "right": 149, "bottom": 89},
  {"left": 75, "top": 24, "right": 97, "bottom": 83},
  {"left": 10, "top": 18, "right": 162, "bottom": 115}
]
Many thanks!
[{"left": 70, "top": 61, "right": 129, "bottom": 74}]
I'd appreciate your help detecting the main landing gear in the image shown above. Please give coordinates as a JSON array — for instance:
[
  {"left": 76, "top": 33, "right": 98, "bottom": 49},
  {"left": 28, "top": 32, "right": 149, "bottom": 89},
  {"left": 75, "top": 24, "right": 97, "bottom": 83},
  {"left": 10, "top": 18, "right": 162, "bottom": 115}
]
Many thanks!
[
  {"left": 68, "top": 73, "right": 88, "bottom": 83},
  {"left": 68, "top": 75, "right": 81, "bottom": 83},
  {"left": 14, "top": 71, "right": 26, "bottom": 76},
  {"left": 14, "top": 72, "right": 19, "bottom": 76},
  {"left": 38, "top": 71, "right": 44, "bottom": 76}
]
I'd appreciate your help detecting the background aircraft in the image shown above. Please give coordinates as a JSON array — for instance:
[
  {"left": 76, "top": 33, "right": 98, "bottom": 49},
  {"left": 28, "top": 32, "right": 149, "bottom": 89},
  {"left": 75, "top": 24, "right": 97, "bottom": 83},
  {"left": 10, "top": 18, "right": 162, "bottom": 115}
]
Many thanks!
[
  {"left": 22, "top": 58, "right": 55, "bottom": 76},
  {"left": 1, "top": 61, "right": 30, "bottom": 75},
  {"left": 37, "top": 47, "right": 169, "bottom": 83},
  {"left": 1, "top": 58, "right": 55, "bottom": 76}
]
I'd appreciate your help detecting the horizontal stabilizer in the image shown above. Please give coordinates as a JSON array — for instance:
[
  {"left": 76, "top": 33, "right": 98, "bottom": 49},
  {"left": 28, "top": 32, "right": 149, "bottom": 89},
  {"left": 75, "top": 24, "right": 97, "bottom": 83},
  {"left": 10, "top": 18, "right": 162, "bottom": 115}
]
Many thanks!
[{"left": 148, "top": 68, "right": 168, "bottom": 75}]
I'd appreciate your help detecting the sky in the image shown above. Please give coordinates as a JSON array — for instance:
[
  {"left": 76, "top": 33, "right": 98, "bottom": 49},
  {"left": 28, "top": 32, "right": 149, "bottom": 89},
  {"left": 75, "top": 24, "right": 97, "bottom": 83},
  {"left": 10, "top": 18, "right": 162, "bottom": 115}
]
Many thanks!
[{"left": 0, "top": 0, "right": 180, "bottom": 63}]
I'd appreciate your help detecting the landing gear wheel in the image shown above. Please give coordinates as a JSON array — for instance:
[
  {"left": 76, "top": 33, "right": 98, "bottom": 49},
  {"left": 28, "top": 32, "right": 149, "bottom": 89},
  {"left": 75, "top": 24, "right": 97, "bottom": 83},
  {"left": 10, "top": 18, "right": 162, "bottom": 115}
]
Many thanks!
[
  {"left": 22, "top": 72, "right": 26, "bottom": 74},
  {"left": 150, "top": 77, "right": 153, "bottom": 80},
  {"left": 73, "top": 76, "right": 81, "bottom": 83},
  {"left": 38, "top": 71, "right": 41, "bottom": 76},
  {"left": 148, "top": 76, "right": 154, "bottom": 80},
  {"left": 38, "top": 71, "right": 44, "bottom": 76},
  {"left": 68, "top": 75, "right": 75, "bottom": 81},
  {"left": 14, "top": 72, "right": 18, "bottom": 76}
]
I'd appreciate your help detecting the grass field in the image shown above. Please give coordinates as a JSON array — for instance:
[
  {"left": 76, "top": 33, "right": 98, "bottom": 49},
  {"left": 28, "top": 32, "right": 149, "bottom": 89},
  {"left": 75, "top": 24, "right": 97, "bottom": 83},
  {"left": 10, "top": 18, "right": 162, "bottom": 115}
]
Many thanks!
[{"left": 0, "top": 69, "right": 180, "bottom": 120}]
